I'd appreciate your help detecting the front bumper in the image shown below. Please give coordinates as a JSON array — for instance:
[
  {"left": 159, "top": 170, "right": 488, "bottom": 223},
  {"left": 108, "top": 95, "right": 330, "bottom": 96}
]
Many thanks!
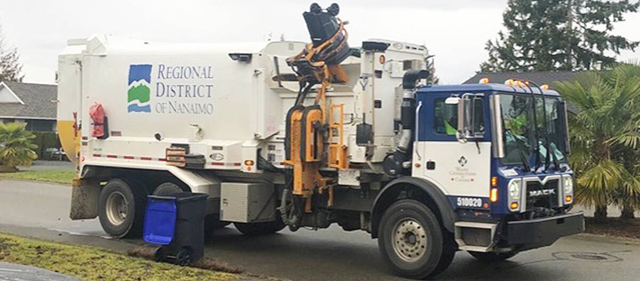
[{"left": 507, "top": 212, "right": 584, "bottom": 251}]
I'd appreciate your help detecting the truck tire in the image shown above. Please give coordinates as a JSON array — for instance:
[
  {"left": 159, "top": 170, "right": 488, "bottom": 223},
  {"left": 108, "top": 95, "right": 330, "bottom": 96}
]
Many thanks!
[
  {"left": 429, "top": 232, "right": 457, "bottom": 277},
  {"left": 98, "top": 179, "right": 146, "bottom": 238},
  {"left": 468, "top": 250, "right": 518, "bottom": 263},
  {"left": 153, "top": 182, "right": 183, "bottom": 195},
  {"left": 378, "top": 199, "right": 444, "bottom": 279},
  {"left": 234, "top": 217, "right": 286, "bottom": 236}
]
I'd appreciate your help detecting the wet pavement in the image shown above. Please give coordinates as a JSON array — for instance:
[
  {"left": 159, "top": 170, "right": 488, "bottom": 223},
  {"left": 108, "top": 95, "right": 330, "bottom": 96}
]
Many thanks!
[
  {"left": 0, "top": 262, "right": 81, "bottom": 281},
  {"left": 1, "top": 179, "right": 640, "bottom": 281}
]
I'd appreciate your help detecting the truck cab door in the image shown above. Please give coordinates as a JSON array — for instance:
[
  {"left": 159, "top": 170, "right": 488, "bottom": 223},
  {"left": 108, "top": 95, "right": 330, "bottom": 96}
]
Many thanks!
[{"left": 412, "top": 92, "right": 491, "bottom": 210}]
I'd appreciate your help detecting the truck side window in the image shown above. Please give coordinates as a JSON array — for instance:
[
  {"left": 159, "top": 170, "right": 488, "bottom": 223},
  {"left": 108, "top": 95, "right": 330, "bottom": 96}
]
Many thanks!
[
  {"left": 472, "top": 98, "right": 485, "bottom": 134},
  {"left": 433, "top": 99, "right": 458, "bottom": 135}
]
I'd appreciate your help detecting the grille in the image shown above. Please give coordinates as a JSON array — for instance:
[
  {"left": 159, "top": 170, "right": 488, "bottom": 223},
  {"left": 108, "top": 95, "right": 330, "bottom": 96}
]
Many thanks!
[{"left": 525, "top": 179, "right": 559, "bottom": 210}]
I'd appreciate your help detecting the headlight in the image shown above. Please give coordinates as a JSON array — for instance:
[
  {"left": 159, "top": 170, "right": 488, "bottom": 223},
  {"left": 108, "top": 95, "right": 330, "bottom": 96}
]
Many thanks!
[
  {"left": 509, "top": 180, "right": 520, "bottom": 199},
  {"left": 563, "top": 176, "right": 573, "bottom": 194}
]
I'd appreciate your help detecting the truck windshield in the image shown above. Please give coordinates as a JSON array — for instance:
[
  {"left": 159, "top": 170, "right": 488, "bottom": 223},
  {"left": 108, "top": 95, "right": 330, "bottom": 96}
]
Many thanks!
[{"left": 499, "top": 93, "right": 567, "bottom": 166}]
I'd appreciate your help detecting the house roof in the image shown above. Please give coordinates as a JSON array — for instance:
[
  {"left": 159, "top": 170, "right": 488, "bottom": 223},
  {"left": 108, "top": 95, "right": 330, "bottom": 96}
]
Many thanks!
[
  {"left": 0, "top": 82, "right": 57, "bottom": 120},
  {"left": 463, "top": 71, "right": 581, "bottom": 86}
]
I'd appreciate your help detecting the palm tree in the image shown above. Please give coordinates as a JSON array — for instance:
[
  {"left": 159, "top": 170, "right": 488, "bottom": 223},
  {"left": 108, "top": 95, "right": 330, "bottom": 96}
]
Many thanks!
[
  {"left": 0, "top": 122, "right": 38, "bottom": 172},
  {"left": 555, "top": 64, "right": 640, "bottom": 222}
]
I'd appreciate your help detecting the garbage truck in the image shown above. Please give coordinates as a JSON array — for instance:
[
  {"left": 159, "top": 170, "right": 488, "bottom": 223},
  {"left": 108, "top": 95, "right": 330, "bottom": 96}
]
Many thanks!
[{"left": 57, "top": 3, "right": 584, "bottom": 279}]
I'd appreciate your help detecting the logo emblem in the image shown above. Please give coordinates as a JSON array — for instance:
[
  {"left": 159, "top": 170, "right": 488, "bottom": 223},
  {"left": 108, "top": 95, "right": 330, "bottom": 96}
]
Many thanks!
[
  {"left": 529, "top": 189, "right": 556, "bottom": 197},
  {"left": 127, "top": 64, "right": 152, "bottom": 113},
  {"left": 458, "top": 156, "right": 468, "bottom": 167}
]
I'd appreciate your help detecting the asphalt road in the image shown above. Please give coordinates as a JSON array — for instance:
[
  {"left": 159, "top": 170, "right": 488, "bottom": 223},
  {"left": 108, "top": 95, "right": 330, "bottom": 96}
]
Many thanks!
[{"left": 1, "top": 179, "right": 640, "bottom": 281}]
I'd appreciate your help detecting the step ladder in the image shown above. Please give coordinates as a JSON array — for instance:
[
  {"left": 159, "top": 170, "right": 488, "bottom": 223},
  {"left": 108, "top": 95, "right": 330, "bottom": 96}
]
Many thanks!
[{"left": 328, "top": 103, "right": 348, "bottom": 170}]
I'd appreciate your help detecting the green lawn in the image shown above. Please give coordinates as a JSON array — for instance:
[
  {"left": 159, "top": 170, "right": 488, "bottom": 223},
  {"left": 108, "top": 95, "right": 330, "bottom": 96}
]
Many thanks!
[
  {"left": 0, "top": 169, "right": 76, "bottom": 184},
  {"left": 0, "top": 233, "right": 237, "bottom": 281}
]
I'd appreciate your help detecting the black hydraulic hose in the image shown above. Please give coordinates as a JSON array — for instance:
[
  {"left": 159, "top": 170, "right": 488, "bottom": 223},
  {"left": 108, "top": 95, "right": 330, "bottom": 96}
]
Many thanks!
[
  {"left": 257, "top": 154, "right": 282, "bottom": 173},
  {"left": 295, "top": 82, "right": 315, "bottom": 106}
]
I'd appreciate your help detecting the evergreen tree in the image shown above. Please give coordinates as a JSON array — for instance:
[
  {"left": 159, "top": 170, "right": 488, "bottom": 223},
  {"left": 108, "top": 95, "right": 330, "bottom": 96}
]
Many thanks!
[
  {"left": 426, "top": 55, "right": 439, "bottom": 84},
  {"left": 0, "top": 26, "right": 23, "bottom": 82},
  {"left": 481, "top": 0, "right": 639, "bottom": 72}
]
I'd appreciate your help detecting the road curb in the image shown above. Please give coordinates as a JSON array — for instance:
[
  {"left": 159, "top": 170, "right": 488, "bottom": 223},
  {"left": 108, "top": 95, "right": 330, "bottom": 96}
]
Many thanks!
[{"left": 573, "top": 233, "right": 640, "bottom": 246}]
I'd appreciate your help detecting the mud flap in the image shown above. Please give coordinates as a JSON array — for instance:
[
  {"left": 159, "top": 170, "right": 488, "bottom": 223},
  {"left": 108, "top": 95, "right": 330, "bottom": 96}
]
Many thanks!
[{"left": 69, "top": 179, "right": 101, "bottom": 220}]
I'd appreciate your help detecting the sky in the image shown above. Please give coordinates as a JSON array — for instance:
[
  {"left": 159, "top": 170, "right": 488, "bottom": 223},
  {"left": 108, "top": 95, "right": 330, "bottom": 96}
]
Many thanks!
[{"left": 0, "top": 0, "right": 638, "bottom": 85}]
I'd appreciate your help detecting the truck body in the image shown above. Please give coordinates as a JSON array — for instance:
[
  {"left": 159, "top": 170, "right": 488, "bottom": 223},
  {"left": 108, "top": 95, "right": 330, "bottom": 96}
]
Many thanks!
[{"left": 57, "top": 4, "right": 583, "bottom": 278}]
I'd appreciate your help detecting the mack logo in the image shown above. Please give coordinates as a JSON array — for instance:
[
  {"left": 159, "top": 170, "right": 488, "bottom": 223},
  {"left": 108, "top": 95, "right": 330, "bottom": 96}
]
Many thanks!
[
  {"left": 127, "top": 64, "right": 152, "bottom": 113},
  {"left": 529, "top": 189, "right": 556, "bottom": 197}
]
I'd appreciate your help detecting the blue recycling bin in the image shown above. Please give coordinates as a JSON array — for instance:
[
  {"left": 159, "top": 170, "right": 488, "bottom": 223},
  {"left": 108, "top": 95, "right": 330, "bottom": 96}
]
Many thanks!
[
  {"left": 143, "top": 192, "right": 208, "bottom": 265},
  {"left": 143, "top": 197, "right": 177, "bottom": 245}
]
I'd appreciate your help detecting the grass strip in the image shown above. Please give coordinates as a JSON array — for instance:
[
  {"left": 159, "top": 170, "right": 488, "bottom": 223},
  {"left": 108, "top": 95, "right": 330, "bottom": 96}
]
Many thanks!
[
  {"left": 0, "top": 170, "right": 75, "bottom": 184},
  {"left": 0, "top": 233, "right": 238, "bottom": 281}
]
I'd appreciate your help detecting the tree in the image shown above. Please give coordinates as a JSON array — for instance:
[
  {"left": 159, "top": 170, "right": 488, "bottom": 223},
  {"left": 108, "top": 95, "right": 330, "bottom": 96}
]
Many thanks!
[
  {"left": 0, "top": 122, "right": 37, "bottom": 172},
  {"left": 555, "top": 63, "right": 640, "bottom": 221},
  {"left": 481, "top": 0, "right": 639, "bottom": 73},
  {"left": 0, "top": 25, "right": 23, "bottom": 82},
  {"left": 426, "top": 56, "right": 439, "bottom": 85}
]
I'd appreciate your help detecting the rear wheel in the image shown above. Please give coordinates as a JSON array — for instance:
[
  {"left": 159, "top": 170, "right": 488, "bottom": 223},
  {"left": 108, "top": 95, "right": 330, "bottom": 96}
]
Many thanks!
[
  {"left": 378, "top": 199, "right": 445, "bottom": 279},
  {"left": 98, "top": 179, "right": 146, "bottom": 238},
  {"left": 153, "top": 182, "right": 183, "bottom": 196},
  {"left": 468, "top": 250, "right": 518, "bottom": 263}
]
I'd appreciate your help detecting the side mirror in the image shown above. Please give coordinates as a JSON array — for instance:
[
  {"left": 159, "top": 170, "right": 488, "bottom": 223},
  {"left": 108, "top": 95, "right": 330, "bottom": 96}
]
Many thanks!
[
  {"left": 456, "top": 93, "right": 485, "bottom": 142},
  {"left": 557, "top": 101, "right": 570, "bottom": 154}
]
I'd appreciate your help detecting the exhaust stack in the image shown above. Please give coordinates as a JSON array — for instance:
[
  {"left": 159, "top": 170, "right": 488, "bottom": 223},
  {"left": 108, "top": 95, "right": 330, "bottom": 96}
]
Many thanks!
[{"left": 383, "top": 70, "right": 429, "bottom": 177}]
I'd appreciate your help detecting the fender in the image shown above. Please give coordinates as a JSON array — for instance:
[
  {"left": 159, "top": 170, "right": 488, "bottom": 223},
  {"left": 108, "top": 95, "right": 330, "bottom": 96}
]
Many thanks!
[{"left": 371, "top": 176, "right": 455, "bottom": 237}]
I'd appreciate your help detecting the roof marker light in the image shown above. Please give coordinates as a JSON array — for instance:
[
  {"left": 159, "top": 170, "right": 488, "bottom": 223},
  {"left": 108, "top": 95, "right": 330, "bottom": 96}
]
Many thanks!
[
  {"left": 504, "top": 79, "right": 514, "bottom": 86},
  {"left": 479, "top": 77, "right": 489, "bottom": 84},
  {"left": 541, "top": 84, "right": 550, "bottom": 90}
]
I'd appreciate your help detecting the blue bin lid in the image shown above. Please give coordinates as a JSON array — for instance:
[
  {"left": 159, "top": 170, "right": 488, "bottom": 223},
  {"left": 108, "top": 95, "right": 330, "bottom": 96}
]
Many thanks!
[{"left": 143, "top": 197, "right": 177, "bottom": 245}]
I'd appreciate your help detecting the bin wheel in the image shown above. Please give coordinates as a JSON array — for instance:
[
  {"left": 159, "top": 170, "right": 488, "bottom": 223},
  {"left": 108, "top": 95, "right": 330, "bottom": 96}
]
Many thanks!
[
  {"left": 154, "top": 247, "right": 166, "bottom": 262},
  {"left": 468, "top": 250, "right": 518, "bottom": 263},
  {"left": 175, "top": 248, "right": 193, "bottom": 266}
]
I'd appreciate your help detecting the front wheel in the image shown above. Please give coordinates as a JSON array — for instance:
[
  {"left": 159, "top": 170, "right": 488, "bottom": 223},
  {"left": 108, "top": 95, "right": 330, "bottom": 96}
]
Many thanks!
[
  {"left": 468, "top": 250, "right": 518, "bottom": 263},
  {"left": 378, "top": 199, "right": 445, "bottom": 279}
]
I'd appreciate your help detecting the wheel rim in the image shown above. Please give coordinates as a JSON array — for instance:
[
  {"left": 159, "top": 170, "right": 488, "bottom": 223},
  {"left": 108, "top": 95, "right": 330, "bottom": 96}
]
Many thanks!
[
  {"left": 105, "top": 191, "right": 128, "bottom": 226},
  {"left": 391, "top": 218, "right": 428, "bottom": 262}
]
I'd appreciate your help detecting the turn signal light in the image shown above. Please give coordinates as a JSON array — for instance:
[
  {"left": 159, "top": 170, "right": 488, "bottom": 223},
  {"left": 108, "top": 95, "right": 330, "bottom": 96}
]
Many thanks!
[
  {"left": 565, "top": 195, "right": 573, "bottom": 203},
  {"left": 244, "top": 160, "right": 254, "bottom": 166},
  {"left": 490, "top": 188, "right": 499, "bottom": 203},
  {"left": 491, "top": 177, "right": 498, "bottom": 187},
  {"left": 510, "top": 202, "right": 519, "bottom": 209}
]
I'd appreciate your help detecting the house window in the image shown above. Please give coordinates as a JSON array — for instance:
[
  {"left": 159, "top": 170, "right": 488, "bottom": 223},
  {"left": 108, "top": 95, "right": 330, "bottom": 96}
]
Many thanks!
[{"left": 25, "top": 120, "right": 54, "bottom": 132}]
